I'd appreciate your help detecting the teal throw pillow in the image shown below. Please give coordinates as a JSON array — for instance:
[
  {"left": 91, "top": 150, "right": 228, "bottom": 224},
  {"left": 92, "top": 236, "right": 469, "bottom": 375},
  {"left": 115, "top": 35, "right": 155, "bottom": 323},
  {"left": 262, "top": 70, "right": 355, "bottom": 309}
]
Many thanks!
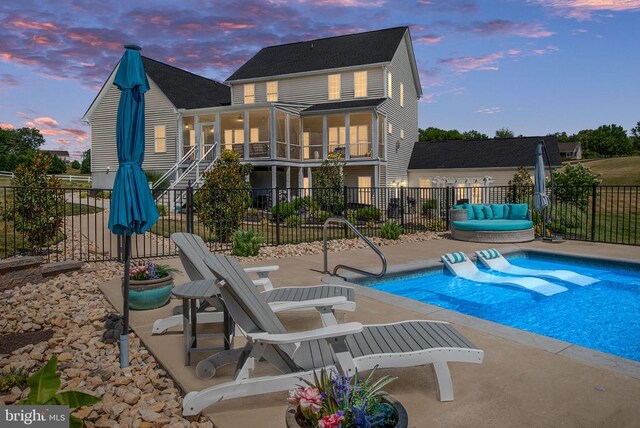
[
  {"left": 452, "top": 204, "right": 464, "bottom": 210},
  {"left": 472, "top": 204, "right": 486, "bottom": 220},
  {"left": 482, "top": 205, "right": 494, "bottom": 219},
  {"left": 509, "top": 203, "right": 529, "bottom": 220},
  {"left": 491, "top": 204, "right": 506, "bottom": 219},
  {"left": 463, "top": 203, "right": 475, "bottom": 220}
]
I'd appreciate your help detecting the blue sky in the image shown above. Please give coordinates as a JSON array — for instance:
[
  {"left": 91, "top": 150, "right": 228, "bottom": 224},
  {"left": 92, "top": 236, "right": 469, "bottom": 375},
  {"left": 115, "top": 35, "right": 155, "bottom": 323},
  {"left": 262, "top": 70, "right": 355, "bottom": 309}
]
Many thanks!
[{"left": 1, "top": 0, "right": 639, "bottom": 158}]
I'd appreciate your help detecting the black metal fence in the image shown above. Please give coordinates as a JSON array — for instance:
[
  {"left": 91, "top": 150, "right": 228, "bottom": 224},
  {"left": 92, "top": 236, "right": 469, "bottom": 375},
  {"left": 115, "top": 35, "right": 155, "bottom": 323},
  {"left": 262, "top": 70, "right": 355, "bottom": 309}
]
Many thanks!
[{"left": 0, "top": 184, "right": 637, "bottom": 262}]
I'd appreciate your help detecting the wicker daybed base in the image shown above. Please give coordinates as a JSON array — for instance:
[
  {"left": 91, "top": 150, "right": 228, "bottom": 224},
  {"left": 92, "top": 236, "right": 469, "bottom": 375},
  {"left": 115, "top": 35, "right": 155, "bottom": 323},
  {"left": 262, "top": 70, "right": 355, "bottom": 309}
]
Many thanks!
[{"left": 451, "top": 227, "right": 534, "bottom": 243}]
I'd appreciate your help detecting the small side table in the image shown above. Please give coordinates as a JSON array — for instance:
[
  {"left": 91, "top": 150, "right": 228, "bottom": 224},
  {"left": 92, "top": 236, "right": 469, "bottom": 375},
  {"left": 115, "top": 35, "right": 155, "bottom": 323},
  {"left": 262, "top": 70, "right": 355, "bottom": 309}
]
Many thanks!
[{"left": 171, "top": 279, "right": 235, "bottom": 366}]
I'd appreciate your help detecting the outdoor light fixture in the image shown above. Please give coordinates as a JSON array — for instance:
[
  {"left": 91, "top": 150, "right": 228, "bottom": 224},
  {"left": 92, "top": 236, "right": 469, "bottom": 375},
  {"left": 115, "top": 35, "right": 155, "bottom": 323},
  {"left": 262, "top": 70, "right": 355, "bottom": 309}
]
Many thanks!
[
  {"left": 106, "top": 166, "right": 111, "bottom": 174},
  {"left": 185, "top": 124, "right": 189, "bottom": 129},
  {"left": 236, "top": 114, "right": 243, "bottom": 122},
  {"left": 396, "top": 139, "right": 402, "bottom": 152}
]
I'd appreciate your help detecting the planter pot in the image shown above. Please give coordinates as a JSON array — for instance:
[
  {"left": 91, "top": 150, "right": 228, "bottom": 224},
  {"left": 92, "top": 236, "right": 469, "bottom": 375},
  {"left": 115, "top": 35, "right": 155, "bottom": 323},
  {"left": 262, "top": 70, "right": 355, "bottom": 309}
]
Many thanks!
[
  {"left": 285, "top": 392, "right": 408, "bottom": 428},
  {"left": 122, "top": 274, "right": 174, "bottom": 310}
]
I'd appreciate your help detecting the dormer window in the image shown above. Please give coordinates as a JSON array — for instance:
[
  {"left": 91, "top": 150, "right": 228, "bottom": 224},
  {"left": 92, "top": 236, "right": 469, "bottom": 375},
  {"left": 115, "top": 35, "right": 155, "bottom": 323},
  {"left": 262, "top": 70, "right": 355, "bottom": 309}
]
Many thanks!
[
  {"left": 387, "top": 70, "right": 392, "bottom": 98},
  {"left": 244, "top": 84, "right": 255, "bottom": 104},
  {"left": 328, "top": 74, "right": 341, "bottom": 100},
  {"left": 267, "top": 81, "right": 278, "bottom": 102},
  {"left": 354, "top": 71, "right": 367, "bottom": 98}
]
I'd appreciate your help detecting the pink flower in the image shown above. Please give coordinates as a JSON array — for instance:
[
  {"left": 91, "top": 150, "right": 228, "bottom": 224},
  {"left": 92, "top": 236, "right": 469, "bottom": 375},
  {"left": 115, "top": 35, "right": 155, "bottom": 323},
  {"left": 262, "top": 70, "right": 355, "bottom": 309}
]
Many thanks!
[
  {"left": 287, "top": 387, "right": 322, "bottom": 414},
  {"left": 318, "top": 412, "right": 344, "bottom": 428}
]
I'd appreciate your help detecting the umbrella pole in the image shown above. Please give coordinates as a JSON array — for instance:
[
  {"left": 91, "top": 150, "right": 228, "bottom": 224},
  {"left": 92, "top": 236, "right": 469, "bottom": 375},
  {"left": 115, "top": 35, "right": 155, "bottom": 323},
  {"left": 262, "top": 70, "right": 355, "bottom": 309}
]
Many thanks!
[{"left": 120, "top": 234, "right": 132, "bottom": 368}]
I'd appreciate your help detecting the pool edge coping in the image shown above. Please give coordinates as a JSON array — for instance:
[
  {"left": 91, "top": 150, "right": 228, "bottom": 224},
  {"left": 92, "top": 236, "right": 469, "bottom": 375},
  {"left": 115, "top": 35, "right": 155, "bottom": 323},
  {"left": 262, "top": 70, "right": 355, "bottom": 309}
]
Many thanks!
[{"left": 326, "top": 249, "right": 640, "bottom": 381}]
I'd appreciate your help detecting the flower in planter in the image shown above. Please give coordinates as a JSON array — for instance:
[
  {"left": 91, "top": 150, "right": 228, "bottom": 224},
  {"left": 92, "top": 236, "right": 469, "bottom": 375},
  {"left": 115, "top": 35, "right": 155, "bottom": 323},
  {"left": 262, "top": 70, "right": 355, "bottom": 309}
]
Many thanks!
[
  {"left": 130, "top": 260, "right": 179, "bottom": 281},
  {"left": 288, "top": 366, "right": 397, "bottom": 427}
]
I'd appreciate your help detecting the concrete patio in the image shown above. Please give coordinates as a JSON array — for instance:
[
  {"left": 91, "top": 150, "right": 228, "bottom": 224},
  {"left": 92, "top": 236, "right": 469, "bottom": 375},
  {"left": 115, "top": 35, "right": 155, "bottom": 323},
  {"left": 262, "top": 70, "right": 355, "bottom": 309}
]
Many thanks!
[{"left": 99, "top": 238, "right": 640, "bottom": 427}]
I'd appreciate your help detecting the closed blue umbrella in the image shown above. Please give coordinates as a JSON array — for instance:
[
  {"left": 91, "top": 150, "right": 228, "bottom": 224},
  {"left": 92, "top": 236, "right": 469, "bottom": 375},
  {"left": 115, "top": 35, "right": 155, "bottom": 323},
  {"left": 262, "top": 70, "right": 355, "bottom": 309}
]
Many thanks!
[
  {"left": 108, "top": 45, "right": 159, "bottom": 368},
  {"left": 534, "top": 141, "right": 550, "bottom": 212}
]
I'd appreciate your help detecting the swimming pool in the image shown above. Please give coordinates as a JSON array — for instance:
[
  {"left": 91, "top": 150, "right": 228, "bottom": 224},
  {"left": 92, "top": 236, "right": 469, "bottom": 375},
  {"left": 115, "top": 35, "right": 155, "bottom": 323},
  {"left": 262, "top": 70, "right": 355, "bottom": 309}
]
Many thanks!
[{"left": 364, "top": 252, "right": 640, "bottom": 362}]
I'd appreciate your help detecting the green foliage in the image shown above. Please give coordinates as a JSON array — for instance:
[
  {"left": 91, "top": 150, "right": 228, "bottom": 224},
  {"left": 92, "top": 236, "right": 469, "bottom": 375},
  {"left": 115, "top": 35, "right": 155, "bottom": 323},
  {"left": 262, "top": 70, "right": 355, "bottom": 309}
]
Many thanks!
[
  {"left": 554, "top": 163, "right": 601, "bottom": 209},
  {"left": 495, "top": 127, "right": 515, "bottom": 138},
  {"left": 195, "top": 150, "right": 253, "bottom": 242},
  {"left": 285, "top": 214, "right": 303, "bottom": 227},
  {"left": 70, "top": 160, "right": 81, "bottom": 169},
  {"left": 145, "top": 170, "right": 169, "bottom": 192},
  {"left": 421, "top": 199, "right": 437, "bottom": 214},
  {"left": 631, "top": 121, "right": 640, "bottom": 153},
  {"left": 462, "top": 130, "right": 489, "bottom": 140},
  {"left": 232, "top": 230, "right": 263, "bottom": 257},
  {"left": 156, "top": 204, "right": 167, "bottom": 216},
  {"left": 313, "top": 153, "right": 345, "bottom": 215},
  {"left": 271, "top": 201, "right": 296, "bottom": 221},
  {"left": 352, "top": 206, "right": 381, "bottom": 222},
  {"left": 418, "top": 127, "right": 489, "bottom": 141},
  {"left": 0, "top": 367, "right": 28, "bottom": 393},
  {"left": 424, "top": 218, "right": 448, "bottom": 231},
  {"left": 311, "top": 209, "right": 331, "bottom": 223},
  {"left": 7, "top": 153, "right": 65, "bottom": 252},
  {"left": 19, "top": 356, "right": 100, "bottom": 428},
  {"left": 507, "top": 166, "right": 533, "bottom": 203},
  {"left": 46, "top": 154, "right": 67, "bottom": 174},
  {"left": 0, "top": 126, "right": 45, "bottom": 171},
  {"left": 579, "top": 124, "right": 632, "bottom": 158},
  {"left": 95, "top": 190, "right": 111, "bottom": 199},
  {"left": 80, "top": 149, "right": 91, "bottom": 174},
  {"left": 379, "top": 221, "right": 403, "bottom": 239}
]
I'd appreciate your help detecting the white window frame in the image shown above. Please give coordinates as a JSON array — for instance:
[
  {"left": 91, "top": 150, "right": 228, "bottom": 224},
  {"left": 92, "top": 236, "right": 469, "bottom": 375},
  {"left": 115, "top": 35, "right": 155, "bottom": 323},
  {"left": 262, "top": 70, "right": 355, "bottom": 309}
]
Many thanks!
[
  {"left": 400, "top": 83, "right": 404, "bottom": 107},
  {"left": 154, "top": 125, "right": 166, "bottom": 153},
  {"left": 328, "top": 74, "right": 341, "bottom": 100},
  {"left": 354, "top": 71, "right": 367, "bottom": 98},
  {"left": 244, "top": 83, "right": 255, "bottom": 104},
  {"left": 266, "top": 81, "right": 278, "bottom": 102},
  {"left": 387, "top": 70, "right": 392, "bottom": 98}
]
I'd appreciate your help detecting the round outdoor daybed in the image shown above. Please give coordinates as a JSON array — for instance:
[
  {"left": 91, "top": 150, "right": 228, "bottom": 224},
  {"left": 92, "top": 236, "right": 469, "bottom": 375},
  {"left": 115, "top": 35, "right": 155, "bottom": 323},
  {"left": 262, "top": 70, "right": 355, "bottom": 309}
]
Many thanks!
[{"left": 449, "top": 207, "right": 535, "bottom": 243}]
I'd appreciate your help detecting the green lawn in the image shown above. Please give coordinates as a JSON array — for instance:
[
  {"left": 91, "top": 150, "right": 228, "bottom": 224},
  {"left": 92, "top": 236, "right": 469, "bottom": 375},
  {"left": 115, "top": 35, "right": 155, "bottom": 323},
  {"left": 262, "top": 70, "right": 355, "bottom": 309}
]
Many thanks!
[{"left": 576, "top": 156, "right": 640, "bottom": 185}]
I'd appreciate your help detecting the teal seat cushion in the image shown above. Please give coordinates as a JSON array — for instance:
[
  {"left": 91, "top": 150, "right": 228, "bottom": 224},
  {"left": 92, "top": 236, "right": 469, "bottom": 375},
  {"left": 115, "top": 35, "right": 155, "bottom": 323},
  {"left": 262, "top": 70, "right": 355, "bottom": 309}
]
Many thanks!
[
  {"left": 491, "top": 204, "right": 507, "bottom": 219},
  {"left": 463, "top": 203, "right": 475, "bottom": 220},
  {"left": 482, "top": 205, "right": 494, "bottom": 219},
  {"left": 452, "top": 204, "right": 464, "bottom": 210},
  {"left": 509, "top": 203, "right": 529, "bottom": 220},
  {"left": 452, "top": 219, "right": 533, "bottom": 231},
  {"left": 472, "top": 204, "right": 486, "bottom": 220}
]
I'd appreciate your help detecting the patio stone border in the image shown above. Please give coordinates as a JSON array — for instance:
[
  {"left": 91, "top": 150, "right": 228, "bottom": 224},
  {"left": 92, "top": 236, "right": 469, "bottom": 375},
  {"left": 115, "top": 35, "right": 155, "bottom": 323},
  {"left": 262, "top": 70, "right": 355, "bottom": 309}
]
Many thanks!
[{"left": 329, "top": 249, "right": 640, "bottom": 380}]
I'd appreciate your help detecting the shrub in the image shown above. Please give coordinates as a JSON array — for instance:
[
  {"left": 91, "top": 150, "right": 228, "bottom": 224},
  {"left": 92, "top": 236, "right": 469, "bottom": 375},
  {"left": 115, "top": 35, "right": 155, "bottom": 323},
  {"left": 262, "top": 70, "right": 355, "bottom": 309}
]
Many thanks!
[
  {"left": 156, "top": 204, "right": 167, "bottom": 216},
  {"left": 70, "top": 160, "right": 81, "bottom": 170},
  {"left": 95, "top": 190, "right": 111, "bottom": 199},
  {"left": 195, "top": 150, "right": 253, "bottom": 242},
  {"left": 553, "top": 163, "right": 601, "bottom": 210},
  {"left": 292, "top": 196, "right": 310, "bottom": 210},
  {"left": 379, "top": 221, "right": 403, "bottom": 240},
  {"left": 507, "top": 166, "right": 533, "bottom": 203},
  {"left": 285, "top": 214, "right": 303, "bottom": 227},
  {"left": 422, "top": 199, "right": 437, "bottom": 214},
  {"left": 272, "top": 201, "right": 296, "bottom": 221},
  {"left": 313, "top": 153, "right": 345, "bottom": 215},
  {"left": 9, "top": 153, "right": 65, "bottom": 253},
  {"left": 232, "top": 230, "right": 263, "bottom": 257},
  {"left": 550, "top": 222, "right": 567, "bottom": 234},
  {"left": 353, "top": 206, "right": 381, "bottom": 222},
  {"left": 0, "top": 367, "right": 28, "bottom": 393},
  {"left": 311, "top": 209, "right": 331, "bottom": 223}
]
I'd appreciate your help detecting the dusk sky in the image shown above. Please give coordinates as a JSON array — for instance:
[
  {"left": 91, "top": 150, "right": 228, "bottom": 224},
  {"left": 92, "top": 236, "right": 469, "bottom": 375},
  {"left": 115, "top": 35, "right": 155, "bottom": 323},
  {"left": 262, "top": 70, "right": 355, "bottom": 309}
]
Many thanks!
[{"left": 1, "top": 0, "right": 639, "bottom": 159}]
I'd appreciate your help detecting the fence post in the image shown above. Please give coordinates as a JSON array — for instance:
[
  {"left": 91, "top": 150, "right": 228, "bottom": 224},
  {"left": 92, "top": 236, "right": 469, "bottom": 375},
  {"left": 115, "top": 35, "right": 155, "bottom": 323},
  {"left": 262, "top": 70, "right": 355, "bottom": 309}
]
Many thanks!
[
  {"left": 275, "top": 187, "right": 280, "bottom": 246},
  {"left": 186, "top": 181, "right": 194, "bottom": 234},
  {"left": 343, "top": 186, "right": 349, "bottom": 238},
  {"left": 445, "top": 187, "right": 450, "bottom": 228},
  {"left": 399, "top": 186, "right": 405, "bottom": 229},
  {"left": 590, "top": 184, "right": 597, "bottom": 242}
]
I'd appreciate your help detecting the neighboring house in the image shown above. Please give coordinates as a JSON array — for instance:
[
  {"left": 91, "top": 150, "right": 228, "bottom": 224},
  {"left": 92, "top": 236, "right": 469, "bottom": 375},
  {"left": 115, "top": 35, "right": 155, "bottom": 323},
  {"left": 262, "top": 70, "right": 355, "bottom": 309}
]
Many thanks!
[
  {"left": 83, "top": 26, "right": 422, "bottom": 200},
  {"left": 558, "top": 141, "right": 582, "bottom": 160},
  {"left": 408, "top": 136, "right": 562, "bottom": 203},
  {"left": 42, "top": 150, "right": 70, "bottom": 163}
]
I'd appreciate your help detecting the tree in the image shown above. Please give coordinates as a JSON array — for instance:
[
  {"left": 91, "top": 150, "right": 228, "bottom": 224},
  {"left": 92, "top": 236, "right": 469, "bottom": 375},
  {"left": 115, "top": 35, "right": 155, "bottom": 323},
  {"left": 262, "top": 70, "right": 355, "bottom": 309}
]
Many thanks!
[
  {"left": 46, "top": 155, "right": 68, "bottom": 174},
  {"left": 461, "top": 130, "right": 489, "bottom": 140},
  {"left": 0, "top": 126, "right": 44, "bottom": 171},
  {"left": 71, "top": 160, "right": 81, "bottom": 169},
  {"left": 419, "top": 127, "right": 463, "bottom": 141},
  {"left": 194, "top": 149, "right": 252, "bottom": 242},
  {"left": 580, "top": 124, "right": 631, "bottom": 158},
  {"left": 6, "top": 153, "right": 65, "bottom": 253},
  {"left": 80, "top": 149, "right": 91, "bottom": 174},
  {"left": 506, "top": 166, "right": 533, "bottom": 203},
  {"left": 630, "top": 121, "right": 640, "bottom": 153},
  {"left": 312, "top": 152, "right": 345, "bottom": 215},
  {"left": 553, "top": 163, "right": 601, "bottom": 210},
  {"left": 494, "top": 128, "right": 514, "bottom": 138}
]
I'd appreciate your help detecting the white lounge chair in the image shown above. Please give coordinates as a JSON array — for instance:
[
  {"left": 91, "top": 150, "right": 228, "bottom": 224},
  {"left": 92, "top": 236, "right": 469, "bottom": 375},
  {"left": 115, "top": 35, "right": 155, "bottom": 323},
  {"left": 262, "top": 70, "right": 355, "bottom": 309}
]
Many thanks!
[
  {"left": 441, "top": 251, "right": 568, "bottom": 296},
  {"left": 475, "top": 248, "right": 598, "bottom": 286},
  {"left": 181, "top": 254, "right": 484, "bottom": 416},
  {"left": 152, "top": 233, "right": 355, "bottom": 335}
]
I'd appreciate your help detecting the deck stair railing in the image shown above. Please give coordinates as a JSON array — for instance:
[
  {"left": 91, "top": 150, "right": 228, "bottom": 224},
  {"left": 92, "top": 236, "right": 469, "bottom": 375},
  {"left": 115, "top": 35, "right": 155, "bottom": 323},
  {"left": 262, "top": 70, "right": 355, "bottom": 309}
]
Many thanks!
[
  {"left": 152, "top": 145, "right": 197, "bottom": 191},
  {"left": 322, "top": 217, "right": 387, "bottom": 278}
]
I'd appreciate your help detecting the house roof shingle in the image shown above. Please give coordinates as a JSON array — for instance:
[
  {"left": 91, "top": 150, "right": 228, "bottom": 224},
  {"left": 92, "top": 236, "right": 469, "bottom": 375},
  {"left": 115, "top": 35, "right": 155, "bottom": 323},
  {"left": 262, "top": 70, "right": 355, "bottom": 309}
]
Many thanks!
[
  {"left": 141, "top": 57, "right": 230, "bottom": 109},
  {"left": 557, "top": 142, "right": 580, "bottom": 152},
  {"left": 408, "top": 137, "right": 563, "bottom": 170},
  {"left": 226, "top": 27, "right": 408, "bottom": 81},
  {"left": 301, "top": 98, "right": 386, "bottom": 114}
]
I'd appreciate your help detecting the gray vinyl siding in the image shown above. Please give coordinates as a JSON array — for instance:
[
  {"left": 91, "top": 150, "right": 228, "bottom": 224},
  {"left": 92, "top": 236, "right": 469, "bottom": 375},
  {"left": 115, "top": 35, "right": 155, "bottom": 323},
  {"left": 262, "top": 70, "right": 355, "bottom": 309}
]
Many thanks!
[
  {"left": 231, "top": 67, "right": 384, "bottom": 105},
  {"left": 89, "top": 76, "right": 178, "bottom": 188},
  {"left": 378, "top": 34, "right": 418, "bottom": 186}
]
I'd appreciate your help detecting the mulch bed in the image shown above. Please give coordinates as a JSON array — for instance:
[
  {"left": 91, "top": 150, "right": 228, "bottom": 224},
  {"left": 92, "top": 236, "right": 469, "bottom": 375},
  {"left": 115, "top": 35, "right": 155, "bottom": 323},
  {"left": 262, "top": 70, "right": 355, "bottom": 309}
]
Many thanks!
[{"left": 0, "top": 329, "right": 54, "bottom": 355}]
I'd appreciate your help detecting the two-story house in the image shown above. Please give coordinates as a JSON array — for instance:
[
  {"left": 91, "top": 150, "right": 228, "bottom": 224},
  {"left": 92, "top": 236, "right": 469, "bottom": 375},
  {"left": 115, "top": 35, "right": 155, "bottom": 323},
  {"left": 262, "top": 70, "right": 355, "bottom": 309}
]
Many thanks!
[{"left": 83, "top": 26, "right": 422, "bottom": 201}]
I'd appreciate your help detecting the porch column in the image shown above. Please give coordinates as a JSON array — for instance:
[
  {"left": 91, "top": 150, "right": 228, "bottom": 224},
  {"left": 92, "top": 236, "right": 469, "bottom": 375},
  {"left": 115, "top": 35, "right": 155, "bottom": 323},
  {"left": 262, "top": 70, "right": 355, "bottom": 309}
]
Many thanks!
[
  {"left": 177, "top": 117, "right": 184, "bottom": 161},
  {"left": 307, "top": 167, "right": 313, "bottom": 188},
  {"left": 344, "top": 113, "right": 351, "bottom": 160},
  {"left": 322, "top": 115, "right": 328, "bottom": 160},
  {"left": 374, "top": 164, "right": 380, "bottom": 187},
  {"left": 194, "top": 115, "right": 200, "bottom": 160},
  {"left": 271, "top": 165, "right": 278, "bottom": 207},
  {"left": 214, "top": 113, "right": 221, "bottom": 158},
  {"left": 298, "top": 167, "right": 304, "bottom": 189},
  {"left": 270, "top": 109, "right": 277, "bottom": 159},
  {"left": 285, "top": 166, "right": 291, "bottom": 188},
  {"left": 285, "top": 114, "right": 290, "bottom": 160},
  {"left": 243, "top": 111, "right": 249, "bottom": 160},
  {"left": 372, "top": 113, "right": 379, "bottom": 159}
]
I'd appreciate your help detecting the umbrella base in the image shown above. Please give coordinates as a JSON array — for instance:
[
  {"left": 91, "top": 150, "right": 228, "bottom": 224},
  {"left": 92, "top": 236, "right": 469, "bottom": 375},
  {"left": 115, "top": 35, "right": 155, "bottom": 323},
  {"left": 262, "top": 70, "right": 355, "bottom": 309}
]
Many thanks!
[{"left": 539, "top": 236, "right": 564, "bottom": 243}]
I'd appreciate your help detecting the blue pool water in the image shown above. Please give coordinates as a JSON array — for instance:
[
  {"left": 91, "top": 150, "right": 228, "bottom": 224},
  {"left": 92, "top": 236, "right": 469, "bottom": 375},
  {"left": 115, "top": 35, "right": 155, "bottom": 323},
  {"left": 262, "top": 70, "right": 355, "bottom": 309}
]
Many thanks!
[{"left": 365, "top": 253, "right": 640, "bottom": 361}]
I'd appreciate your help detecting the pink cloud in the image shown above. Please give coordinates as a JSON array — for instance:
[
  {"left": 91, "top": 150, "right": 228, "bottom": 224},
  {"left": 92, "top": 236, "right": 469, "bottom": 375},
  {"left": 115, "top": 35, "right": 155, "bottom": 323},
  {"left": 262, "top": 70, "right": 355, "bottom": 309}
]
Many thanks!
[
  {"left": 10, "top": 20, "right": 59, "bottom": 31},
  {"left": 34, "top": 117, "right": 59, "bottom": 128},
  {"left": 531, "top": 0, "right": 640, "bottom": 20},
  {"left": 0, "top": 122, "right": 16, "bottom": 129},
  {"left": 471, "top": 20, "right": 554, "bottom": 38},
  {"left": 508, "top": 49, "right": 522, "bottom": 55},
  {"left": 439, "top": 52, "right": 505, "bottom": 73},
  {"left": 41, "top": 128, "right": 88, "bottom": 143},
  {"left": 292, "top": 0, "right": 386, "bottom": 6},
  {"left": 1, "top": 73, "right": 20, "bottom": 87},
  {"left": 415, "top": 35, "right": 443, "bottom": 44}
]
